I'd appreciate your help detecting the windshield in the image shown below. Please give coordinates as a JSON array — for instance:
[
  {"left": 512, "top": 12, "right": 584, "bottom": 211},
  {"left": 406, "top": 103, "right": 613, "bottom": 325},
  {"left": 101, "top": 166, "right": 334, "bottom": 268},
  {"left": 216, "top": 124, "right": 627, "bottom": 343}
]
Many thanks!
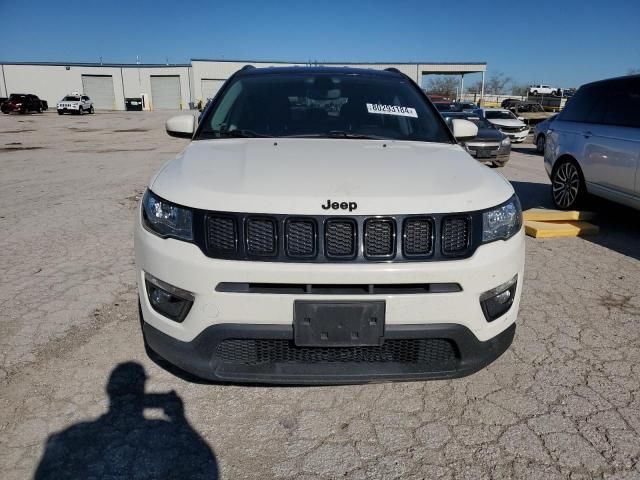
[
  {"left": 485, "top": 110, "right": 517, "bottom": 120},
  {"left": 197, "top": 73, "right": 452, "bottom": 143},
  {"left": 63, "top": 96, "right": 80, "bottom": 101}
]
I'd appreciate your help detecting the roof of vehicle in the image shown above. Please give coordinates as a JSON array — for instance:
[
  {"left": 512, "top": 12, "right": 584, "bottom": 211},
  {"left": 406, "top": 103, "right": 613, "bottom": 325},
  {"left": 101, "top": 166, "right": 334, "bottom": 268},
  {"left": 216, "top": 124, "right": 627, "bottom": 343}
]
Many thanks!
[
  {"left": 582, "top": 73, "right": 640, "bottom": 87},
  {"left": 235, "top": 65, "right": 407, "bottom": 79}
]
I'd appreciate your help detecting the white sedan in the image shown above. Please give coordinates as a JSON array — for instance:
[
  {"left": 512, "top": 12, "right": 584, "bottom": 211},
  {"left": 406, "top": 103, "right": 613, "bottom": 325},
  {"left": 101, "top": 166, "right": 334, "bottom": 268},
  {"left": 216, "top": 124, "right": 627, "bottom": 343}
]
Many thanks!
[{"left": 480, "top": 108, "right": 529, "bottom": 143}]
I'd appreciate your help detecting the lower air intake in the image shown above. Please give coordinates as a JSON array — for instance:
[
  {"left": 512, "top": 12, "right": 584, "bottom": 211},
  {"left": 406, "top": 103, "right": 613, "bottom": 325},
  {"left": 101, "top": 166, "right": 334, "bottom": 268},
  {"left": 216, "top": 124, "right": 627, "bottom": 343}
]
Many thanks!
[{"left": 216, "top": 338, "right": 458, "bottom": 365}]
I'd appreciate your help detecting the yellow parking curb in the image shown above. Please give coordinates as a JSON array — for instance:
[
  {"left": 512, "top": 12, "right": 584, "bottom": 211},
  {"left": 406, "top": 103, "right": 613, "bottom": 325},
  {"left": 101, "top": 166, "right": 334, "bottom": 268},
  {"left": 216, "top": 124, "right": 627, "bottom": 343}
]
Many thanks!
[
  {"left": 524, "top": 220, "right": 600, "bottom": 238},
  {"left": 523, "top": 208, "right": 596, "bottom": 222}
]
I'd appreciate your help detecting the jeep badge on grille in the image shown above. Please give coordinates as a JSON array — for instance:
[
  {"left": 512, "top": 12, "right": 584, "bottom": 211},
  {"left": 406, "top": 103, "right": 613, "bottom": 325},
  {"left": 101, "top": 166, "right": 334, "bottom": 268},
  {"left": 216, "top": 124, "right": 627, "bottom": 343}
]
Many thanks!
[{"left": 322, "top": 199, "right": 358, "bottom": 212}]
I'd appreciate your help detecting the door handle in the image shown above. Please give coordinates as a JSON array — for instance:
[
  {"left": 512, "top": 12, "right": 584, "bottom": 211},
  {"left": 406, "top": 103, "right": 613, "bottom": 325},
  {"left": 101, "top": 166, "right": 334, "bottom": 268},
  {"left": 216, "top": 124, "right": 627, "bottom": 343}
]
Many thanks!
[{"left": 582, "top": 131, "right": 593, "bottom": 138}]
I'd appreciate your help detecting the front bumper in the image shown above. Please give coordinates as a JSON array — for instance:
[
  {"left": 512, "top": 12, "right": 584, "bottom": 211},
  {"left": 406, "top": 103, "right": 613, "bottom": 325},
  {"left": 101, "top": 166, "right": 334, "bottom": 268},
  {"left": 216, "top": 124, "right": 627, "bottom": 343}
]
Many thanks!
[
  {"left": 500, "top": 129, "right": 529, "bottom": 143},
  {"left": 135, "top": 210, "right": 525, "bottom": 383},
  {"left": 465, "top": 143, "right": 510, "bottom": 164},
  {"left": 143, "top": 320, "right": 516, "bottom": 384}
]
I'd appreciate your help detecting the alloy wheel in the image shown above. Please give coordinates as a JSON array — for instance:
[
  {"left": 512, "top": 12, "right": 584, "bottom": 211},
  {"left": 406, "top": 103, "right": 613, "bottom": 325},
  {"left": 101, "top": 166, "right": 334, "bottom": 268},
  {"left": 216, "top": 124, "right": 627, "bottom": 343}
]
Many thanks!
[{"left": 552, "top": 162, "right": 581, "bottom": 208}]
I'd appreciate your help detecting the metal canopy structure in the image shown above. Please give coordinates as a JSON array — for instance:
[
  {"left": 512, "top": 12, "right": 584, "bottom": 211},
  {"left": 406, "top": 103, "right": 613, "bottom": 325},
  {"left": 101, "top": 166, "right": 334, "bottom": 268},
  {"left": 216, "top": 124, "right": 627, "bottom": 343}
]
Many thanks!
[{"left": 419, "top": 62, "right": 487, "bottom": 103}]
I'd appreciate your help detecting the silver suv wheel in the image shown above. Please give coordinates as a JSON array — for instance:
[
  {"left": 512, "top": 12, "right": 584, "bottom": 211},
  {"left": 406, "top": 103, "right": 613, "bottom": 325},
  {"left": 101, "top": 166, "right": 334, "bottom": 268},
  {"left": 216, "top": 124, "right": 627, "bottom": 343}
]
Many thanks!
[{"left": 552, "top": 161, "right": 582, "bottom": 209}]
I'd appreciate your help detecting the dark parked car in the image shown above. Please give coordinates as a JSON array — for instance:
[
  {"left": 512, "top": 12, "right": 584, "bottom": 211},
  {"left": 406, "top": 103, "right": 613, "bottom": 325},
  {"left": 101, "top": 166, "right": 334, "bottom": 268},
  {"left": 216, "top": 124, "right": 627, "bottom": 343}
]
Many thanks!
[
  {"left": 433, "top": 102, "right": 457, "bottom": 112},
  {"left": 1, "top": 93, "right": 45, "bottom": 114},
  {"left": 442, "top": 111, "right": 511, "bottom": 167},
  {"left": 454, "top": 101, "right": 479, "bottom": 111}
]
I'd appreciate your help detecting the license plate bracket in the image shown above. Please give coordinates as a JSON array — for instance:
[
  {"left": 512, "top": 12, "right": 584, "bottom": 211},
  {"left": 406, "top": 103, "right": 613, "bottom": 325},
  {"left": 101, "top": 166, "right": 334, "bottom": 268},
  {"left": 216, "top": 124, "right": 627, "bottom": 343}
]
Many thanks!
[{"left": 294, "top": 301, "right": 385, "bottom": 347}]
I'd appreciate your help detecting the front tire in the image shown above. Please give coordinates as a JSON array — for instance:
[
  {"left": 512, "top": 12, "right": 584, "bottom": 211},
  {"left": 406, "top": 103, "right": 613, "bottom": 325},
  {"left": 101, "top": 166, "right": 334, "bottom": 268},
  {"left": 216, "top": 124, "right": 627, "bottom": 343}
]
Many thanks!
[
  {"left": 551, "top": 159, "right": 586, "bottom": 209},
  {"left": 58, "top": 110, "right": 63, "bottom": 115},
  {"left": 536, "top": 134, "right": 545, "bottom": 154},
  {"left": 89, "top": 105, "right": 94, "bottom": 114}
]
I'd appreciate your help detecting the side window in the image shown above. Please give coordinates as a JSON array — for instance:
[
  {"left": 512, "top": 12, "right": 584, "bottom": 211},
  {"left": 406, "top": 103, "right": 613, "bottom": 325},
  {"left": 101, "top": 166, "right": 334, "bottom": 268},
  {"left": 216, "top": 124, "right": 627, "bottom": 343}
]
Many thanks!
[
  {"left": 559, "top": 85, "right": 598, "bottom": 122},
  {"left": 602, "top": 80, "right": 640, "bottom": 128},
  {"left": 82, "top": 96, "right": 88, "bottom": 101}
]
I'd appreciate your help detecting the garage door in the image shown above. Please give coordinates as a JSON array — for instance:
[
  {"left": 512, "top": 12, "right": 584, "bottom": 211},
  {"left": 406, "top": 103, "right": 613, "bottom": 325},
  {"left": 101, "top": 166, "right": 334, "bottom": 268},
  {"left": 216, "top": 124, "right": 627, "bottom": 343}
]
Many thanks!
[
  {"left": 201, "top": 79, "right": 225, "bottom": 100},
  {"left": 81, "top": 75, "right": 115, "bottom": 110},
  {"left": 150, "top": 76, "right": 182, "bottom": 110}
]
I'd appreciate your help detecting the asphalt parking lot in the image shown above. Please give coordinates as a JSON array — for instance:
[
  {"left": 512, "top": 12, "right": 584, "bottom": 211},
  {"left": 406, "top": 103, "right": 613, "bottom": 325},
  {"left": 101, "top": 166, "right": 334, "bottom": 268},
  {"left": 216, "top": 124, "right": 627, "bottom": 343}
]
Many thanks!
[{"left": 1, "top": 111, "right": 639, "bottom": 480}]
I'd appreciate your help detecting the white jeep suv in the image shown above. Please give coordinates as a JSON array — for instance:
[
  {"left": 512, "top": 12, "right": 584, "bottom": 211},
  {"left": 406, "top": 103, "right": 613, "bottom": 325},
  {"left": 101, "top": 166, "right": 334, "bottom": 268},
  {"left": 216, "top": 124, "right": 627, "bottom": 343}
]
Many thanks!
[
  {"left": 545, "top": 75, "right": 640, "bottom": 210},
  {"left": 135, "top": 66, "right": 525, "bottom": 384},
  {"left": 57, "top": 93, "right": 94, "bottom": 115}
]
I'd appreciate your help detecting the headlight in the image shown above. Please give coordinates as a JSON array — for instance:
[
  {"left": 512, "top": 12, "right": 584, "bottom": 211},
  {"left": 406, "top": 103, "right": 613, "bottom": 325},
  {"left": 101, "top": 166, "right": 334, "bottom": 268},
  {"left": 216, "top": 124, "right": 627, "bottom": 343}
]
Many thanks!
[
  {"left": 482, "top": 195, "right": 522, "bottom": 243},
  {"left": 142, "top": 190, "right": 193, "bottom": 241},
  {"left": 500, "top": 137, "right": 511, "bottom": 146}
]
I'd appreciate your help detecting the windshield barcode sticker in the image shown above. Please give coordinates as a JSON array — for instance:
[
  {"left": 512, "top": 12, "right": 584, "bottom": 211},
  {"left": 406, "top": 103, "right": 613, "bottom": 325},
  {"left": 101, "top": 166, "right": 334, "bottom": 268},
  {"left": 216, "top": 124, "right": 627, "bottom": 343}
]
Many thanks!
[{"left": 366, "top": 103, "right": 418, "bottom": 118}]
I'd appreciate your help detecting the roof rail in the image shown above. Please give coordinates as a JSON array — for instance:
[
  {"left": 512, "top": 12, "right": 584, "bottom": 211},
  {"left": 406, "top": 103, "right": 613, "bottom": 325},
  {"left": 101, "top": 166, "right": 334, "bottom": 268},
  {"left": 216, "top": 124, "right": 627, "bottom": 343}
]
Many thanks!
[{"left": 240, "top": 64, "right": 255, "bottom": 71}]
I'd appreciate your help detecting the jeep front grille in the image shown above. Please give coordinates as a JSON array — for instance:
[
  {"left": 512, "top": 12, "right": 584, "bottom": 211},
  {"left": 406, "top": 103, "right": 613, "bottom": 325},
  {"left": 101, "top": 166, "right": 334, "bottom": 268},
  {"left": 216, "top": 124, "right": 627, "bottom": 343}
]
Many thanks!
[{"left": 200, "top": 211, "right": 478, "bottom": 263}]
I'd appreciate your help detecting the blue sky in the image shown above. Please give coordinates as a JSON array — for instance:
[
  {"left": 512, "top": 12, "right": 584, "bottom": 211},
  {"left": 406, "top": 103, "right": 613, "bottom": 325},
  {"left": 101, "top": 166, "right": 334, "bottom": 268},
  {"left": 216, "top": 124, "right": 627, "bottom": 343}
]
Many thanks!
[{"left": 1, "top": 0, "right": 639, "bottom": 88}]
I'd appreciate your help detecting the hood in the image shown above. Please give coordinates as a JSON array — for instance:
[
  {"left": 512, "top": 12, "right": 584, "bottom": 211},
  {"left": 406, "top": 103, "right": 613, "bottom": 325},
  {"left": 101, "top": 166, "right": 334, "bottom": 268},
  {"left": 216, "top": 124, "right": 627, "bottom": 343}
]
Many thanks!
[
  {"left": 151, "top": 138, "right": 514, "bottom": 215},
  {"left": 487, "top": 118, "right": 525, "bottom": 128},
  {"left": 467, "top": 128, "right": 503, "bottom": 142}
]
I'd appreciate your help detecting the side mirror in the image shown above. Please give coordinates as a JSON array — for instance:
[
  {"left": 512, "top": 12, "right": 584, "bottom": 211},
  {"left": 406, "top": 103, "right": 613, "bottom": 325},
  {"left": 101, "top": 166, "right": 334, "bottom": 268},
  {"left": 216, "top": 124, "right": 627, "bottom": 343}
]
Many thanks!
[
  {"left": 517, "top": 116, "right": 525, "bottom": 121},
  {"left": 166, "top": 115, "right": 195, "bottom": 138},
  {"left": 451, "top": 119, "right": 478, "bottom": 141}
]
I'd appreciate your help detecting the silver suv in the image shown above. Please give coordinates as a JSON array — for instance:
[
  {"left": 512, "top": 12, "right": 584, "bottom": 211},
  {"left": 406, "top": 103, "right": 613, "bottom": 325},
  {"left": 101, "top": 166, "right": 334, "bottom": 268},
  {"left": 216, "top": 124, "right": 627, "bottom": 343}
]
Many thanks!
[{"left": 545, "top": 75, "right": 640, "bottom": 210}]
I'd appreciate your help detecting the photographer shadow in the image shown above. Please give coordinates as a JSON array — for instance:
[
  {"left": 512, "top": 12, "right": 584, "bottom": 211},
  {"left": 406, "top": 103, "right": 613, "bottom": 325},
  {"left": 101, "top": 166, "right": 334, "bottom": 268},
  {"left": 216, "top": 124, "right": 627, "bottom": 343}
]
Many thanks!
[{"left": 35, "top": 362, "right": 218, "bottom": 479}]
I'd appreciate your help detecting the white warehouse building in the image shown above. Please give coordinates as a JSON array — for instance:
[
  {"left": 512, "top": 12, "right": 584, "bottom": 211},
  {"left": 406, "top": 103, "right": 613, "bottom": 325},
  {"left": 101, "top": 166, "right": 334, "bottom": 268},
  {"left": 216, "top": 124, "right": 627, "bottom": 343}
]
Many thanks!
[{"left": 0, "top": 59, "right": 487, "bottom": 111}]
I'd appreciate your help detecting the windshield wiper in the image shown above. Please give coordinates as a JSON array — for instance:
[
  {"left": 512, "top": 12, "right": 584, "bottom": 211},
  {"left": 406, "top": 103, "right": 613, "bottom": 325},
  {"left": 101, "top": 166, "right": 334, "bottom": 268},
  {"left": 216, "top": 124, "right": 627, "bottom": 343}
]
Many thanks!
[
  {"left": 282, "top": 131, "right": 386, "bottom": 140},
  {"left": 217, "top": 129, "right": 271, "bottom": 138},
  {"left": 326, "top": 130, "right": 384, "bottom": 139}
]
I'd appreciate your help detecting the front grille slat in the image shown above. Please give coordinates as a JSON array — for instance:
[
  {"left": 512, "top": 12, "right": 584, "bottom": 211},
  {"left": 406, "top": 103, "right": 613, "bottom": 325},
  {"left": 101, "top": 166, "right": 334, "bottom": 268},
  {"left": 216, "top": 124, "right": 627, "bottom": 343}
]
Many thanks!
[
  {"left": 442, "top": 217, "right": 470, "bottom": 255},
  {"left": 325, "top": 220, "right": 356, "bottom": 258},
  {"left": 403, "top": 217, "right": 434, "bottom": 257},
  {"left": 286, "top": 219, "right": 316, "bottom": 257},
  {"left": 364, "top": 218, "right": 395, "bottom": 258},
  {"left": 216, "top": 338, "right": 458, "bottom": 366},
  {"left": 206, "top": 216, "right": 237, "bottom": 253},
  {"left": 246, "top": 218, "right": 277, "bottom": 256}
]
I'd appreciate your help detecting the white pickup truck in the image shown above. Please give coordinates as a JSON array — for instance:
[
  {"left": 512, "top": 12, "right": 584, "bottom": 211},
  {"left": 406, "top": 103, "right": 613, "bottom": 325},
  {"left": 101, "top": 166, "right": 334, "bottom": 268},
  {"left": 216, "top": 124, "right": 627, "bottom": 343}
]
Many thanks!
[
  {"left": 57, "top": 93, "right": 94, "bottom": 115},
  {"left": 529, "top": 84, "right": 560, "bottom": 96}
]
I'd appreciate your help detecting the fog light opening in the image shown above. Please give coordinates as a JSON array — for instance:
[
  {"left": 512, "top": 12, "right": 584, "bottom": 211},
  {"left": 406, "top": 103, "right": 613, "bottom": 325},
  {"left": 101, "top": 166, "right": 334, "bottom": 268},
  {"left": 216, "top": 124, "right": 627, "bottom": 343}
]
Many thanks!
[
  {"left": 145, "top": 273, "right": 194, "bottom": 323},
  {"left": 480, "top": 275, "right": 517, "bottom": 322}
]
